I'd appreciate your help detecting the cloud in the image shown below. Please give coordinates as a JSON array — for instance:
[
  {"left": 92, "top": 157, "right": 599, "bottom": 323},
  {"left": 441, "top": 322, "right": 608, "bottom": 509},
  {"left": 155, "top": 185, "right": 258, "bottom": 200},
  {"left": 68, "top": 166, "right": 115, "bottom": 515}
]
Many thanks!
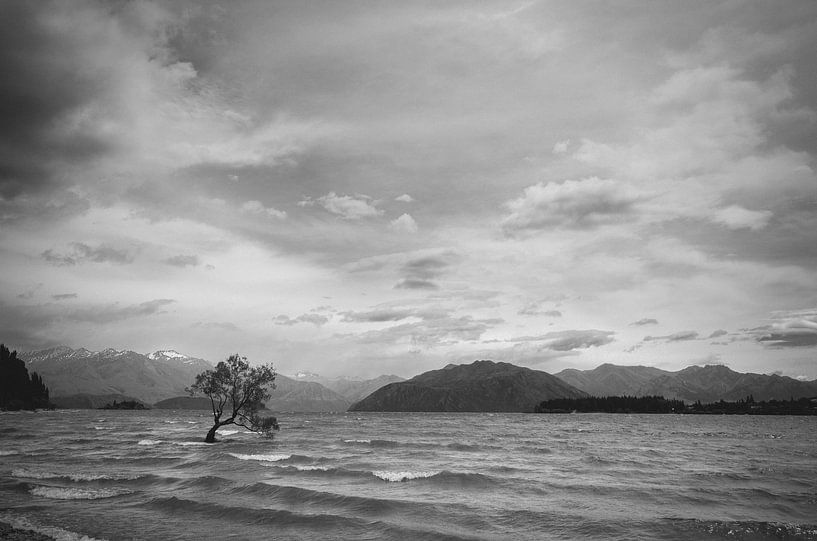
[
  {"left": 192, "top": 321, "right": 239, "bottom": 332},
  {"left": 630, "top": 318, "right": 658, "bottom": 326},
  {"left": 306, "top": 192, "right": 383, "bottom": 220},
  {"left": 17, "top": 284, "right": 42, "bottom": 300},
  {"left": 73, "top": 299, "right": 175, "bottom": 323},
  {"left": 52, "top": 293, "right": 78, "bottom": 300},
  {"left": 518, "top": 302, "right": 562, "bottom": 317},
  {"left": 389, "top": 213, "right": 418, "bottom": 233},
  {"left": 395, "top": 194, "right": 415, "bottom": 203},
  {"left": 394, "top": 279, "right": 438, "bottom": 290},
  {"left": 552, "top": 139, "right": 570, "bottom": 154},
  {"left": 163, "top": 255, "right": 200, "bottom": 268},
  {"left": 644, "top": 331, "right": 699, "bottom": 342},
  {"left": 353, "top": 315, "right": 500, "bottom": 347},
  {"left": 712, "top": 205, "right": 773, "bottom": 231},
  {"left": 341, "top": 306, "right": 448, "bottom": 323},
  {"left": 273, "top": 313, "right": 330, "bottom": 327},
  {"left": 393, "top": 252, "right": 459, "bottom": 290},
  {"left": 755, "top": 311, "right": 817, "bottom": 348},
  {"left": 502, "top": 177, "right": 641, "bottom": 233},
  {"left": 42, "top": 242, "right": 134, "bottom": 266},
  {"left": 508, "top": 329, "right": 615, "bottom": 351},
  {"left": 241, "top": 200, "right": 287, "bottom": 219},
  {"left": 708, "top": 329, "right": 728, "bottom": 338}
]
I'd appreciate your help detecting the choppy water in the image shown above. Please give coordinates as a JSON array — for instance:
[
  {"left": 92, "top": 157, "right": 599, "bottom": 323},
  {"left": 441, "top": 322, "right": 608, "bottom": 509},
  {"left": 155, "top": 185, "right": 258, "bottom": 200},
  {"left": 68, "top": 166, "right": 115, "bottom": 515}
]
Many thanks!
[{"left": 1, "top": 410, "right": 815, "bottom": 540}]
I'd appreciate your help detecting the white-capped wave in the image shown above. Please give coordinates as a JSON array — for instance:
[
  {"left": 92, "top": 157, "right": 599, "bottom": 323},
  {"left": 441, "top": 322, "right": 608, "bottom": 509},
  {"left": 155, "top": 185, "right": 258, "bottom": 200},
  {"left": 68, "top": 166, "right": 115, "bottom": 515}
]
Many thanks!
[
  {"left": 295, "top": 465, "right": 331, "bottom": 471},
  {"left": 93, "top": 426, "right": 112, "bottom": 430},
  {"left": 228, "top": 453, "right": 291, "bottom": 462},
  {"left": 12, "top": 469, "right": 141, "bottom": 482},
  {"left": 29, "top": 486, "right": 132, "bottom": 500},
  {"left": 343, "top": 439, "right": 371, "bottom": 444},
  {"left": 0, "top": 450, "right": 19, "bottom": 456},
  {"left": 217, "top": 429, "right": 240, "bottom": 435},
  {"left": 372, "top": 470, "right": 440, "bottom": 482},
  {"left": 137, "top": 439, "right": 161, "bottom": 445},
  {"left": 175, "top": 441, "right": 209, "bottom": 446}
]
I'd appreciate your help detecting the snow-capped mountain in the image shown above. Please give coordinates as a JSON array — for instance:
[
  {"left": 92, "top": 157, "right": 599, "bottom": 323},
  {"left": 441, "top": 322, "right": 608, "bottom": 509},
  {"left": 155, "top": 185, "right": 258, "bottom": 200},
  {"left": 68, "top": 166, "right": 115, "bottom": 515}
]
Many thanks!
[
  {"left": 20, "top": 346, "right": 213, "bottom": 404},
  {"left": 148, "top": 349, "right": 209, "bottom": 366}
]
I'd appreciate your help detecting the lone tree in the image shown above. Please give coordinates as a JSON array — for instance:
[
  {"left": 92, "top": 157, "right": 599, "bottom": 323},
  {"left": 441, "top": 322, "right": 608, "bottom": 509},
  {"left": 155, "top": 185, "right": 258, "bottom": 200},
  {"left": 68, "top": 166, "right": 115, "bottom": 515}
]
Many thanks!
[{"left": 187, "top": 354, "right": 279, "bottom": 443}]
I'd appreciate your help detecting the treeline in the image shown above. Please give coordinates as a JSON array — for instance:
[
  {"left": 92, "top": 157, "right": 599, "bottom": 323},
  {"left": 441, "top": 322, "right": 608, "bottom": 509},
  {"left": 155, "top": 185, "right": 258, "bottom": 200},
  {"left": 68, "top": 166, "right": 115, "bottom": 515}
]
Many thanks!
[
  {"left": 689, "top": 396, "right": 816, "bottom": 415},
  {"left": 536, "top": 395, "right": 817, "bottom": 415},
  {"left": 535, "top": 395, "right": 685, "bottom": 413},
  {"left": 100, "top": 400, "right": 148, "bottom": 410},
  {"left": 0, "top": 344, "right": 51, "bottom": 410}
]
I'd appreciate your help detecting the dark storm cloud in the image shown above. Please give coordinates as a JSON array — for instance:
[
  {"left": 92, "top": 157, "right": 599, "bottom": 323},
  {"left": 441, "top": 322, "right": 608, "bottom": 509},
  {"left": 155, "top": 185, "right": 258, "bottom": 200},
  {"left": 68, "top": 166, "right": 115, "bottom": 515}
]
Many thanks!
[
  {"left": 754, "top": 313, "right": 817, "bottom": 348},
  {"left": 52, "top": 293, "right": 78, "bottom": 301},
  {"left": 163, "top": 255, "right": 200, "bottom": 268},
  {"left": 0, "top": 299, "right": 175, "bottom": 352},
  {"left": 393, "top": 252, "right": 459, "bottom": 290},
  {"left": 0, "top": 2, "right": 119, "bottom": 197},
  {"left": 41, "top": 243, "right": 134, "bottom": 266},
  {"left": 758, "top": 331, "right": 817, "bottom": 348}
]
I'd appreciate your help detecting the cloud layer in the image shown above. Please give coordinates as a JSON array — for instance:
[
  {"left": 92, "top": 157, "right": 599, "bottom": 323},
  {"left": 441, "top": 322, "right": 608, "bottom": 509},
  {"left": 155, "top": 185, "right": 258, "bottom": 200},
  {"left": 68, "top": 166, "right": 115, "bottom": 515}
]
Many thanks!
[{"left": 1, "top": 1, "right": 816, "bottom": 379}]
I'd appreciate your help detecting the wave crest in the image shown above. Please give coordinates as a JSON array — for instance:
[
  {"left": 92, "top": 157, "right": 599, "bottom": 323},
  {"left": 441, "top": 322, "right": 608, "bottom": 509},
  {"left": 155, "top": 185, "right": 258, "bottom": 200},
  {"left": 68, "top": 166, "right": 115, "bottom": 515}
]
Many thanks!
[
  {"left": 29, "top": 486, "right": 133, "bottom": 500},
  {"left": 228, "top": 453, "right": 292, "bottom": 462}
]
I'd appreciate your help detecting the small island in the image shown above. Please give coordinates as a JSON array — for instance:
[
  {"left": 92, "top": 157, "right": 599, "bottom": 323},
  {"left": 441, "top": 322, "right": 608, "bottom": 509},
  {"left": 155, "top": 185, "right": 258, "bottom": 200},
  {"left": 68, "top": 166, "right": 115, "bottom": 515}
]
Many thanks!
[{"left": 100, "top": 400, "right": 149, "bottom": 410}]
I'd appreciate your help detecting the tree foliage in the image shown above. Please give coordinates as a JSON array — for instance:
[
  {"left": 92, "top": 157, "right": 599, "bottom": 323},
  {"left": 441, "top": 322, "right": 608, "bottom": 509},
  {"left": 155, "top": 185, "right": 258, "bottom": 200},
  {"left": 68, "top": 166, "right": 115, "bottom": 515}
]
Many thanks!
[
  {"left": 187, "top": 354, "right": 279, "bottom": 443},
  {"left": 0, "top": 344, "right": 51, "bottom": 410}
]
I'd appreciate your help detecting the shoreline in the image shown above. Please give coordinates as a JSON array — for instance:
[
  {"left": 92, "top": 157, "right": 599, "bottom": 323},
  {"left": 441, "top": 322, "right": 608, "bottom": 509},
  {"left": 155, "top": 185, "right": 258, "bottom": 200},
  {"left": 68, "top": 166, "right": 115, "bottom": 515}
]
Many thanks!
[{"left": 0, "top": 521, "right": 54, "bottom": 541}]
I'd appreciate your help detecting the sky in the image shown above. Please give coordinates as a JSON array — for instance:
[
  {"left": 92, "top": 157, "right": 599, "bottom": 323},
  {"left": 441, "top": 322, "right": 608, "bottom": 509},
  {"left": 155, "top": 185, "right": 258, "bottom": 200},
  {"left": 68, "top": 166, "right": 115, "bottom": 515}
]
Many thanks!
[{"left": 1, "top": 0, "right": 817, "bottom": 379}]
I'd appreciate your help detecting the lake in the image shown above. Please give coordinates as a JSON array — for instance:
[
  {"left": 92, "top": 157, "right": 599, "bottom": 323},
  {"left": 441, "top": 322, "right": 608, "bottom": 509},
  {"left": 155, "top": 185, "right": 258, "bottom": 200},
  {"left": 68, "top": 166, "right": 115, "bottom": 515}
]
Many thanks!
[{"left": 1, "top": 410, "right": 815, "bottom": 540}]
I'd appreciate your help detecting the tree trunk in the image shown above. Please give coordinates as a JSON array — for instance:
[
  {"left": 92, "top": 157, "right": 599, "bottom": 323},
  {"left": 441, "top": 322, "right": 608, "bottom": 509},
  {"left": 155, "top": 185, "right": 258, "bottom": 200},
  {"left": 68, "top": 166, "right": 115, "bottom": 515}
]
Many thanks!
[{"left": 205, "top": 423, "right": 220, "bottom": 443}]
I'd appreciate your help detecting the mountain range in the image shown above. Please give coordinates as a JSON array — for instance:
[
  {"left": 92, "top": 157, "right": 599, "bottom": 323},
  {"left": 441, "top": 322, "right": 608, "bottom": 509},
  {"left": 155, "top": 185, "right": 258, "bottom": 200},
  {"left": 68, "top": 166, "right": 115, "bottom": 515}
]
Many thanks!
[
  {"left": 350, "top": 360, "right": 586, "bottom": 412},
  {"left": 557, "top": 363, "right": 817, "bottom": 403},
  {"left": 17, "top": 346, "right": 402, "bottom": 411},
  {"left": 15, "top": 345, "right": 817, "bottom": 411},
  {"left": 19, "top": 347, "right": 212, "bottom": 406}
]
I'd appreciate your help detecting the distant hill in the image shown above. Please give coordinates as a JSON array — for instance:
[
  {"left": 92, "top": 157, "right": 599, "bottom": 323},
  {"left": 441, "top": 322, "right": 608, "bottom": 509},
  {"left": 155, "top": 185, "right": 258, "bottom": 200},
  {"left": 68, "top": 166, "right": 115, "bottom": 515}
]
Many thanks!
[
  {"left": 637, "top": 365, "right": 817, "bottom": 403},
  {"left": 51, "top": 393, "right": 144, "bottom": 409},
  {"left": 19, "top": 347, "right": 212, "bottom": 405},
  {"left": 349, "top": 360, "right": 586, "bottom": 412},
  {"left": 153, "top": 396, "right": 213, "bottom": 410},
  {"left": 555, "top": 364, "right": 817, "bottom": 403},
  {"left": 267, "top": 375, "right": 351, "bottom": 412},
  {"left": 292, "top": 373, "right": 405, "bottom": 403},
  {"left": 156, "top": 377, "right": 357, "bottom": 412},
  {"left": 556, "top": 364, "right": 670, "bottom": 397}
]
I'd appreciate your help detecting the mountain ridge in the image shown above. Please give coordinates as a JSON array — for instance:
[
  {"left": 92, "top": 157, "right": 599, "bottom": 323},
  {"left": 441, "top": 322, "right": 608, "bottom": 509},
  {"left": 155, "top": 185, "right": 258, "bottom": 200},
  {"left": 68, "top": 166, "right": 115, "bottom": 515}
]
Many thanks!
[
  {"left": 558, "top": 364, "right": 817, "bottom": 403},
  {"left": 350, "top": 360, "right": 586, "bottom": 412}
]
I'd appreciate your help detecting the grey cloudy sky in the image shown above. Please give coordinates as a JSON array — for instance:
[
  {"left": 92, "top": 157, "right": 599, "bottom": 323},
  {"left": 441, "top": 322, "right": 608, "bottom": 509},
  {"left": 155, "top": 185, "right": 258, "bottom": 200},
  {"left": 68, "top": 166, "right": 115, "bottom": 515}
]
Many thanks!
[{"left": 2, "top": 0, "right": 816, "bottom": 379}]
